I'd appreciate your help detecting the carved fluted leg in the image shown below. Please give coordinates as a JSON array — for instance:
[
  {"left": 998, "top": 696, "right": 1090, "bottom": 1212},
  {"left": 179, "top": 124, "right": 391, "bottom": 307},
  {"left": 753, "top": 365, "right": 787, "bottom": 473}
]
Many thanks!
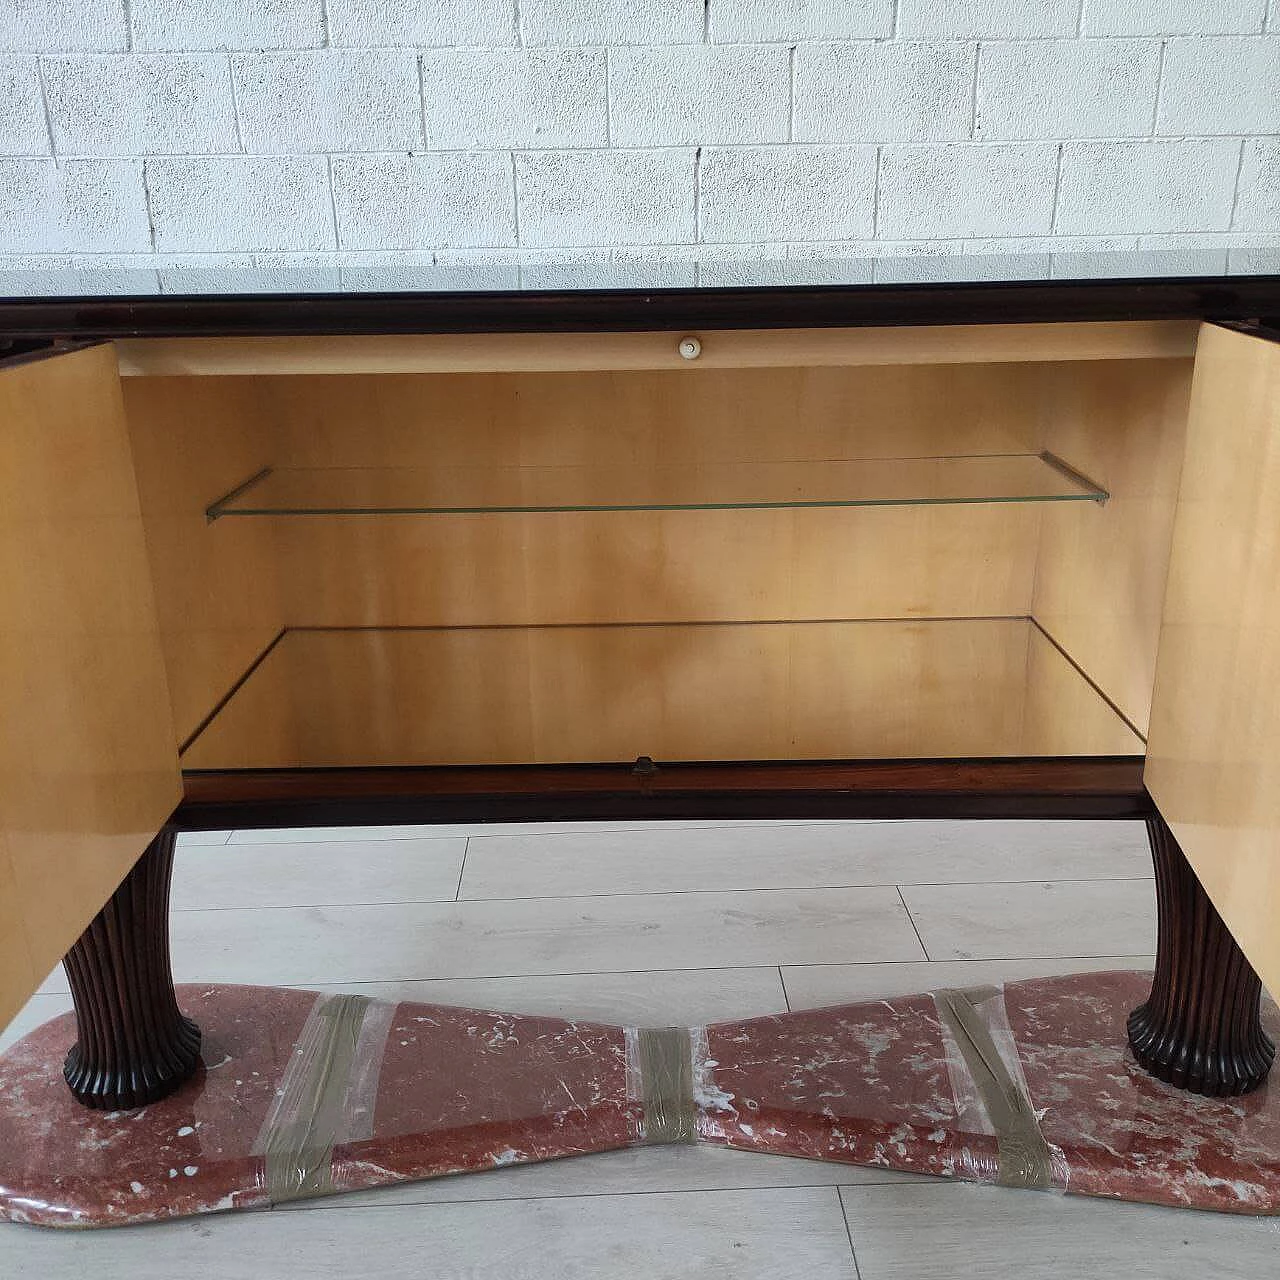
[
  {"left": 61, "top": 830, "right": 202, "bottom": 1110},
  {"left": 1128, "top": 813, "right": 1275, "bottom": 1097}
]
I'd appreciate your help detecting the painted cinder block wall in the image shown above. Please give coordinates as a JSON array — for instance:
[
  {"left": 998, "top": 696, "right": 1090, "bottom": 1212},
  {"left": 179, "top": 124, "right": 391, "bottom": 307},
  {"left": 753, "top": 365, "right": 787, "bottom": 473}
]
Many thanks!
[{"left": 0, "top": 0, "right": 1278, "bottom": 291}]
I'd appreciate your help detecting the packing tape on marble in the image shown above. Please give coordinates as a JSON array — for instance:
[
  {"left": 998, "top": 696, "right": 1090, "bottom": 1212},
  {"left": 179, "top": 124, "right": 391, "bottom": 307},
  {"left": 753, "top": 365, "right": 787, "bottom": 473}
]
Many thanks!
[
  {"left": 934, "top": 988, "right": 1055, "bottom": 1191},
  {"left": 636, "top": 1026, "right": 698, "bottom": 1145},
  {"left": 252, "top": 992, "right": 372, "bottom": 1203}
]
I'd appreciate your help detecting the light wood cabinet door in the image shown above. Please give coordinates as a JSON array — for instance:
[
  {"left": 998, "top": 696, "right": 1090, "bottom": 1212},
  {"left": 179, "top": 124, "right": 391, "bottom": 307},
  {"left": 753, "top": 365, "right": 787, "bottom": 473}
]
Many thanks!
[
  {"left": 0, "top": 344, "right": 181, "bottom": 1028},
  {"left": 1145, "top": 322, "right": 1280, "bottom": 996}
]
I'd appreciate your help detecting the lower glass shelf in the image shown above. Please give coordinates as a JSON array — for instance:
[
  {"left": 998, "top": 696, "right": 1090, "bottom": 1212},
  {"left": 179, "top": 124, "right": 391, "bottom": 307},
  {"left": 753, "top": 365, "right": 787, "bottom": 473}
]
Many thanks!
[{"left": 179, "top": 619, "right": 1143, "bottom": 770}]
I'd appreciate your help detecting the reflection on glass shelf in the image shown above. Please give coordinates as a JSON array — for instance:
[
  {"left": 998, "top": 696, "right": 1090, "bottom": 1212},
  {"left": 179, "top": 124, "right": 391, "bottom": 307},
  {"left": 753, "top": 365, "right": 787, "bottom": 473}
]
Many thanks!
[
  {"left": 0, "top": 251, "right": 1258, "bottom": 299},
  {"left": 208, "top": 454, "right": 1105, "bottom": 519},
  {"left": 180, "top": 619, "right": 1143, "bottom": 770}
]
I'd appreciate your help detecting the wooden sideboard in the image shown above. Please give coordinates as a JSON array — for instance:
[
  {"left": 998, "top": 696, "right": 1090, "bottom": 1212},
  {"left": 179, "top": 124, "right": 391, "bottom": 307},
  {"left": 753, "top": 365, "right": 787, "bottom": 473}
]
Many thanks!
[{"left": 2, "top": 273, "right": 1279, "bottom": 1106}]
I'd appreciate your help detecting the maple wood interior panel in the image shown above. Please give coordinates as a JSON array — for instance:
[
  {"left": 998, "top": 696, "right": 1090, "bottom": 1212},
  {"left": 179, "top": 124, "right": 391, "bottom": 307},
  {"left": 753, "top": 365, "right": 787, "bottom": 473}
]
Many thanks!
[
  {"left": 263, "top": 503, "right": 1041, "bottom": 629},
  {"left": 250, "top": 363, "right": 1048, "bottom": 627},
  {"left": 113, "top": 320, "right": 1198, "bottom": 377},
  {"left": 0, "top": 345, "right": 181, "bottom": 1028},
  {"left": 124, "top": 348, "right": 1178, "bottom": 782},
  {"left": 121, "top": 377, "right": 285, "bottom": 744},
  {"left": 1145, "top": 323, "right": 1280, "bottom": 997},
  {"left": 0, "top": 836, "right": 37, "bottom": 1032},
  {"left": 1032, "top": 357, "right": 1194, "bottom": 735},
  {"left": 266, "top": 364, "right": 1049, "bottom": 465}
]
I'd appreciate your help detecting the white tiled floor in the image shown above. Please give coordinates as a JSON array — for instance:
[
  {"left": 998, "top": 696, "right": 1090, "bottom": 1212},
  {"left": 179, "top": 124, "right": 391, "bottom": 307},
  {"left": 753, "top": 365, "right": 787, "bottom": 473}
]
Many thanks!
[{"left": 5, "top": 818, "right": 1278, "bottom": 1277}]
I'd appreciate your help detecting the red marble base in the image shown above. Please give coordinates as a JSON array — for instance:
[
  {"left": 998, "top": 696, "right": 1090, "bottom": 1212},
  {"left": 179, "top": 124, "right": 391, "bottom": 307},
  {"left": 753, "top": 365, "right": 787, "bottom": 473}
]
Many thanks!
[{"left": 1, "top": 972, "right": 1277, "bottom": 1228}]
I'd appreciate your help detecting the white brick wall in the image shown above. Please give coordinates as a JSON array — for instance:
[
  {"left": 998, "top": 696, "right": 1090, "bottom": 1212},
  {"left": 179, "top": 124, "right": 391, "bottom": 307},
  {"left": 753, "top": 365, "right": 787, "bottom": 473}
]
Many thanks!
[
  {"left": 1081, "top": 1, "right": 1267, "bottom": 37},
  {"left": 610, "top": 45, "right": 790, "bottom": 146},
  {"left": 1237, "top": 140, "right": 1280, "bottom": 231},
  {"left": 794, "top": 42, "right": 975, "bottom": 143},
  {"left": 896, "top": 0, "right": 1077, "bottom": 39},
  {"left": 233, "top": 52, "right": 422, "bottom": 152},
  {"left": 332, "top": 152, "right": 517, "bottom": 249},
  {"left": 421, "top": 49, "right": 607, "bottom": 149},
  {"left": 1157, "top": 38, "right": 1280, "bottom": 135},
  {"left": 0, "top": 2, "right": 1277, "bottom": 282},
  {"left": 0, "top": 1, "right": 126, "bottom": 52},
  {"left": 327, "top": 1, "right": 514, "bottom": 48},
  {"left": 521, "top": 0, "right": 703, "bottom": 47},
  {"left": 132, "top": 0, "right": 325, "bottom": 51},
  {"left": 515, "top": 150, "right": 695, "bottom": 246},
  {"left": 43, "top": 55, "right": 238, "bottom": 155},
  {"left": 709, "top": 1, "right": 893, "bottom": 42},
  {"left": 878, "top": 144, "right": 1059, "bottom": 237},
  {"left": 0, "top": 57, "right": 48, "bottom": 155},
  {"left": 975, "top": 41, "right": 1161, "bottom": 140},
  {"left": 1056, "top": 140, "right": 1241, "bottom": 235},
  {"left": 0, "top": 159, "right": 148, "bottom": 251},
  {"left": 700, "top": 146, "right": 877, "bottom": 241},
  {"left": 146, "top": 155, "right": 333, "bottom": 250}
]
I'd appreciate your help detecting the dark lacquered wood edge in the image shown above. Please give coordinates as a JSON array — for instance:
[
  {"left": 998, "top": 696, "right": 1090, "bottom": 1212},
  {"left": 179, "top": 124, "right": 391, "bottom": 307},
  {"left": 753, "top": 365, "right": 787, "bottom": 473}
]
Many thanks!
[
  {"left": 175, "top": 757, "right": 1151, "bottom": 829},
  {"left": 1, "top": 277, "right": 1278, "bottom": 339}
]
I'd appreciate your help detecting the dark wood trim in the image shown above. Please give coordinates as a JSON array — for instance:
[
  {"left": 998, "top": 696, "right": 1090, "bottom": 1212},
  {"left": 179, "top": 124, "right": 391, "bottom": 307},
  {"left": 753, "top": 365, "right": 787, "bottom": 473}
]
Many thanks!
[
  {"left": 0, "top": 337, "right": 97, "bottom": 369},
  {"left": 61, "top": 831, "right": 202, "bottom": 1110},
  {"left": 1128, "top": 813, "right": 1275, "bottom": 1097},
  {"left": 1217, "top": 319, "right": 1280, "bottom": 345},
  {"left": 176, "top": 756, "right": 1152, "bottom": 830},
  {"left": 1, "top": 277, "right": 1278, "bottom": 340}
]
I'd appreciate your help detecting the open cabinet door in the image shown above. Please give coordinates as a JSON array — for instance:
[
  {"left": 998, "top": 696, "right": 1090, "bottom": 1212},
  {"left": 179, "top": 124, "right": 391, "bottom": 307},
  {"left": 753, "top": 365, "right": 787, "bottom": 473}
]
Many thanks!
[
  {"left": 0, "top": 344, "right": 181, "bottom": 1029},
  {"left": 1146, "top": 321, "right": 1280, "bottom": 998}
]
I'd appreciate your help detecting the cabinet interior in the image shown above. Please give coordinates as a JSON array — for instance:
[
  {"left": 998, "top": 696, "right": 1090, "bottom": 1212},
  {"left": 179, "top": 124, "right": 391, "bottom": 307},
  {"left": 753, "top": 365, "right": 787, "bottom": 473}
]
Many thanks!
[{"left": 114, "top": 332, "right": 1195, "bottom": 771}]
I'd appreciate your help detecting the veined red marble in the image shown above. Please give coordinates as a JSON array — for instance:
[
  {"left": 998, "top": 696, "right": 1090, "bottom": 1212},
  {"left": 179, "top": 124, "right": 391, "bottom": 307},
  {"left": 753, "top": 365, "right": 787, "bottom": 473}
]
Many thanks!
[
  {"left": 0, "top": 988, "right": 639, "bottom": 1228},
  {"left": 0, "top": 973, "right": 1277, "bottom": 1228},
  {"left": 694, "top": 994, "right": 1004, "bottom": 1181},
  {"left": 695, "top": 973, "right": 1280, "bottom": 1213}
]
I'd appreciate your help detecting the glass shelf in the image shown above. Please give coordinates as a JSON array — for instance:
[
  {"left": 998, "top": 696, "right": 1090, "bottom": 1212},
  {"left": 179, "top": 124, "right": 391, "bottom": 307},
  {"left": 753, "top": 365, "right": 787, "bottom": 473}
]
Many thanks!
[
  {"left": 206, "top": 453, "right": 1106, "bottom": 519},
  {"left": 180, "top": 619, "right": 1143, "bottom": 770},
  {"left": 1, "top": 252, "right": 1266, "bottom": 299}
]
